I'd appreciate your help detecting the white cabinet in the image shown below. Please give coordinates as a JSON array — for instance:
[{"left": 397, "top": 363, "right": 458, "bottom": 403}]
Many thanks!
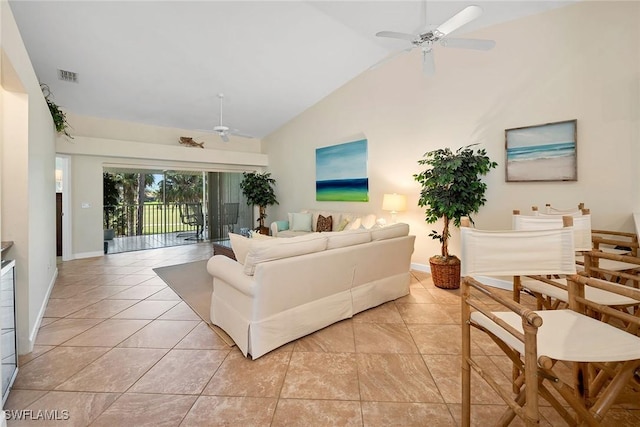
[{"left": 0, "top": 260, "right": 17, "bottom": 404}]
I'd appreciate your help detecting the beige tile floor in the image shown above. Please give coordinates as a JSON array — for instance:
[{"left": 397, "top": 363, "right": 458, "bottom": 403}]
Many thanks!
[{"left": 5, "top": 242, "right": 640, "bottom": 426}]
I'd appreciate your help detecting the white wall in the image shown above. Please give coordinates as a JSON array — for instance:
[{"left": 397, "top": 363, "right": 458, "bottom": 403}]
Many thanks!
[
  {"left": 1, "top": 0, "right": 57, "bottom": 354},
  {"left": 56, "top": 113, "right": 269, "bottom": 257},
  {"left": 264, "top": 1, "right": 640, "bottom": 267}
]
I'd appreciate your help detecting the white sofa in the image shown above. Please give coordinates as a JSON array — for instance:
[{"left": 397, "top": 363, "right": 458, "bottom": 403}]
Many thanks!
[
  {"left": 206, "top": 223, "right": 415, "bottom": 359},
  {"left": 270, "top": 209, "right": 379, "bottom": 237}
]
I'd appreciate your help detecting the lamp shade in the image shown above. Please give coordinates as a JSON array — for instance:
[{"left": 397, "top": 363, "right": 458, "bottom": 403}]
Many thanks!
[{"left": 382, "top": 193, "right": 407, "bottom": 213}]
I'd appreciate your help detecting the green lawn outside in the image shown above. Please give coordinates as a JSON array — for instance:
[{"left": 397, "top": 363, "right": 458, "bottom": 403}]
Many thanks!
[{"left": 110, "top": 202, "right": 202, "bottom": 235}]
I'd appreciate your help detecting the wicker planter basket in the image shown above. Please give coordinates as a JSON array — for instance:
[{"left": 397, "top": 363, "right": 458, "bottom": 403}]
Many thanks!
[
  {"left": 256, "top": 226, "right": 270, "bottom": 235},
  {"left": 429, "top": 255, "right": 461, "bottom": 289}
]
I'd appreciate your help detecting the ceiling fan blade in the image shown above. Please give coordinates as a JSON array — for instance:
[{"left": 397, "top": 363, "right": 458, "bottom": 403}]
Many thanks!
[
  {"left": 435, "top": 5, "right": 483, "bottom": 37},
  {"left": 413, "top": 0, "right": 428, "bottom": 34},
  {"left": 422, "top": 49, "right": 435, "bottom": 76},
  {"left": 229, "top": 129, "right": 255, "bottom": 139},
  {"left": 440, "top": 38, "right": 496, "bottom": 50},
  {"left": 375, "top": 31, "right": 417, "bottom": 42}
]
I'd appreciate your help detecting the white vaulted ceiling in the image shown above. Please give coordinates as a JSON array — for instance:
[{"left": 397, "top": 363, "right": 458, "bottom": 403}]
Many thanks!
[{"left": 9, "top": 1, "right": 576, "bottom": 140}]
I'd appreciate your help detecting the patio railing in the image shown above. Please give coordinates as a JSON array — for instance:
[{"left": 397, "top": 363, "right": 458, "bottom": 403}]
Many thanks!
[{"left": 104, "top": 202, "right": 204, "bottom": 237}]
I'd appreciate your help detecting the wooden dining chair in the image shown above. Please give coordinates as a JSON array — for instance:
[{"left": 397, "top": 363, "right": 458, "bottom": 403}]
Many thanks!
[
  {"left": 584, "top": 250, "right": 640, "bottom": 290},
  {"left": 460, "top": 217, "right": 640, "bottom": 426},
  {"left": 591, "top": 229, "right": 638, "bottom": 257},
  {"left": 539, "top": 203, "right": 638, "bottom": 256},
  {"left": 530, "top": 202, "right": 584, "bottom": 217},
  {"left": 520, "top": 208, "right": 639, "bottom": 277},
  {"left": 512, "top": 209, "right": 592, "bottom": 309}
]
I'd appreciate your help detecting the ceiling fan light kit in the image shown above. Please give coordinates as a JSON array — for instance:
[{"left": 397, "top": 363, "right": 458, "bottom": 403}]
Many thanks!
[{"left": 375, "top": 4, "right": 496, "bottom": 75}]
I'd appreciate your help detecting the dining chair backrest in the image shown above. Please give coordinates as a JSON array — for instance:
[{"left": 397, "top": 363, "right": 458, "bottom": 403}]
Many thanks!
[
  {"left": 545, "top": 202, "right": 584, "bottom": 215},
  {"left": 460, "top": 216, "right": 577, "bottom": 278},
  {"left": 531, "top": 204, "right": 585, "bottom": 218},
  {"left": 513, "top": 210, "right": 592, "bottom": 252}
]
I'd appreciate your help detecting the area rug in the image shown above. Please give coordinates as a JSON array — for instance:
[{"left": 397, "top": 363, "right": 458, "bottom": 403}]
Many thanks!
[{"left": 153, "top": 260, "right": 235, "bottom": 347}]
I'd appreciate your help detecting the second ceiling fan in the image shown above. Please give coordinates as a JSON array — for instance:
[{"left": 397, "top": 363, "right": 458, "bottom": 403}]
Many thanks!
[
  {"left": 213, "top": 93, "right": 253, "bottom": 142},
  {"left": 375, "top": 4, "right": 496, "bottom": 75}
]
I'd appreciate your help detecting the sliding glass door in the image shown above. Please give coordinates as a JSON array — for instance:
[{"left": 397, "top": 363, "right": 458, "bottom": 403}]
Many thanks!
[
  {"left": 207, "top": 172, "right": 253, "bottom": 241},
  {"left": 102, "top": 168, "right": 252, "bottom": 252}
]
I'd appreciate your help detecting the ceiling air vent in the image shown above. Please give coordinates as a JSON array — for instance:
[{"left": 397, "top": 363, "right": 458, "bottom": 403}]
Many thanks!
[{"left": 57, "top": 69, "right": 78, "bottom": 83}]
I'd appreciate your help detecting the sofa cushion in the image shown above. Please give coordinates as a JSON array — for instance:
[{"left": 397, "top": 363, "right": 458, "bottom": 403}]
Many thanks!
[
  {"left": 370, "top": 222, "right": 410, "bottom": 241},
  {"left": 228, "top": 233, "right": 252, "bottom": 264},
  {"left": 291, "top": 212, "right": 313, "bottom": 232},
  {"left": 317, "top": 214, "right": 333, "bottom": 232},
  {"left": 277, "top": 230, "right": 313, "bottom": 238},
  {"left": 243, "top": 233, "right": 328, "bottom": 275},
  {"left": 325, "top": 229, "right": 372, "bottom": 250}
]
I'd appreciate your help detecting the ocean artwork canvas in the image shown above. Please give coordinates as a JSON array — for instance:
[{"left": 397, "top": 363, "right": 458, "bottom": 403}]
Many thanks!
[
  {"left": 505, "top": 119, "right": 577, "bottom": 182},
  {"left": 316, "top": 139, "right": 369, "bottom": 201}
]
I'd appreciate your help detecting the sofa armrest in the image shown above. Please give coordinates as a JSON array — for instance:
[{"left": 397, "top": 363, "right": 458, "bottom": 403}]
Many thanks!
[
  {"left": 206, "top": 255, "right": 255, "bottom": 297},
  {"left": 269, "top": 220, "right": 289, "bottom": 237}
]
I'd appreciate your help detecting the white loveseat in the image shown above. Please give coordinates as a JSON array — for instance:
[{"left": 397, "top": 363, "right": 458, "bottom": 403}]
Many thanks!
[
  {"left": 270, "top": 209, "right": 379, "bottom": 237},
  {"left": 206, "top": 222, "right": 415, "bottom": 359}
]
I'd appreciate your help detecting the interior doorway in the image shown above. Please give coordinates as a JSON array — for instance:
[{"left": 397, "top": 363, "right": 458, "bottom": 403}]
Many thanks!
[
  {"left": 56, "top": 193, "right": 62, "bottom": 256},
  {"left": 55, "top": 155, "right": 72, "bottom": 261}
]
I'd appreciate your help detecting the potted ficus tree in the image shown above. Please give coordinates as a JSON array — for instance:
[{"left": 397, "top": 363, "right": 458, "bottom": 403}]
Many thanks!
[
  {"left": 413, "top": 144, "right": 497, "bottom": 289},
  {"left": 239, "top": 171, "right": 279, "bottom": 235}
]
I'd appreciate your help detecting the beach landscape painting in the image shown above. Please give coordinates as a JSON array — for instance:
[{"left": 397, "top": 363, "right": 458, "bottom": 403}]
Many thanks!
[
  {"left": 316, "top": 139, "right": 369, "bottom": 201},
  {"left": 505, "top": 119, "right": 577, "bottom": 182}
]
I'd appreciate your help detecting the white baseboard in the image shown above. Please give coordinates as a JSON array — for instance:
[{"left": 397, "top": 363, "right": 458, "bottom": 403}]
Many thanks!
[
  {"left": 410, "top": 262, "right": 430, "bottom": 273},
  {"left": 73, "top": 251, "right": 104, "bottom": 260},
  {"left": 21, "top": 268, "right": 58, "bottom": 355}
]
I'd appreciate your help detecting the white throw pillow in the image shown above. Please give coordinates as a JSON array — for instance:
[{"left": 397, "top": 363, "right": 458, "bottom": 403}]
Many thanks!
[
  {"left": 291, "top": 212, "right": 313, "bottom": 232},
  {"left": 335, "top": 217, "right": 350, "bottom": 232},
  {"left": 347, "top": 217, "right": 362, "bottom": 230},
  {"left": 228, "top": 233, "right": 252, "bottom": 264},
  {"left": 361, "top": 214, "right": 377, "bottom": 229}
]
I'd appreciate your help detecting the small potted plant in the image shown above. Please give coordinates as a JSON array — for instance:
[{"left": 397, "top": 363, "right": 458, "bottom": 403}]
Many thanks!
[
  {"left": 240, "top": 171, "right": 279, "bottom": 235},
  {"left": 413, "top": 144, "right": 497, "bottom": 289},
  {"left": 41, "top": 83, "right": 72, "bottom": 138}
]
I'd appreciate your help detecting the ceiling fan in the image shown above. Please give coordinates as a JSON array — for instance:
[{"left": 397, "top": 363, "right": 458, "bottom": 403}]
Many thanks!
[
  {"left": 375, "top": 4, "right": 496, "bottom": 75},
  {"left": 212, "top": 93, "right": 252, "bottom": 142}
]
